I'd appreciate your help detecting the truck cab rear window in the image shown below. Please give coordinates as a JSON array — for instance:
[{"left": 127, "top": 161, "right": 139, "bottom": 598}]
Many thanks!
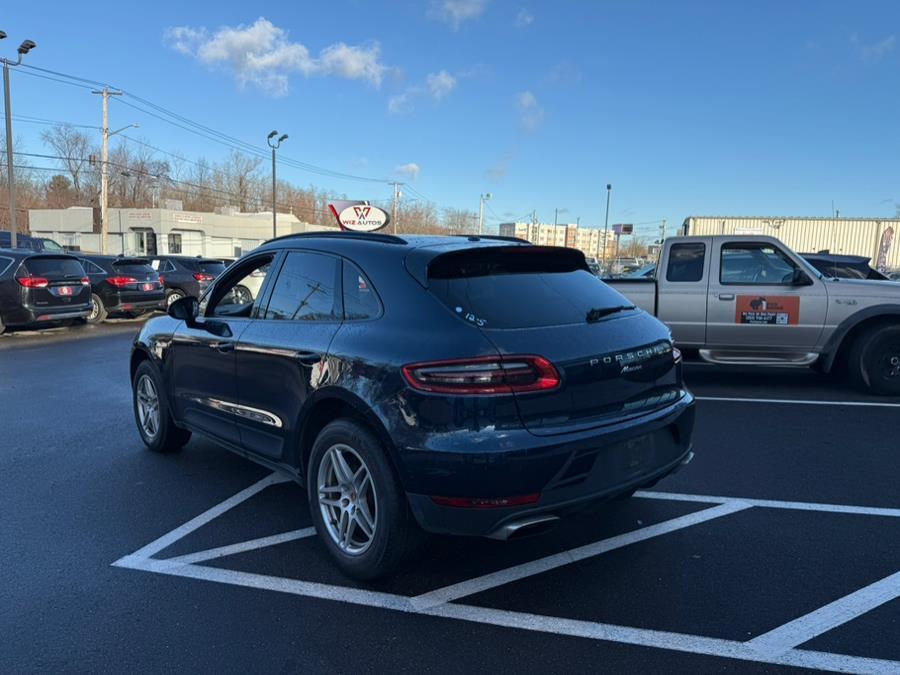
[
  {"left": 427, "top": 246, "right": 632, "bottom": 329},
  {"left": 666, "top": 243, "right": 705, "bottom": 282}
]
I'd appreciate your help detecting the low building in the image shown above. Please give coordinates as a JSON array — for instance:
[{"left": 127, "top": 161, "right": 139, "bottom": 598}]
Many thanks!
[
  {"left": 683, "top": 216, "right": 900, "bottom": 271},
  {"left": 499, "top": 221, "right": 614, "bottom": 259},
  {"left": 28, "top": 206, "right": 339, "bottom": 258}
]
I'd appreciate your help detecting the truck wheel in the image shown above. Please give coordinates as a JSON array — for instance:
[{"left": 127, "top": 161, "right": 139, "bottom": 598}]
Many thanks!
[
  {"left": 307, "top": 419, "right": 424, "bottom": 580},
  {"left": 88, "top": 294, "right": 107, "bottom": 324},
  {"left": 132, "top": 361, "right": 191, "bottom": 453},
  {"left": 849, "top": 325, "right": 900, "bottom": 396}
]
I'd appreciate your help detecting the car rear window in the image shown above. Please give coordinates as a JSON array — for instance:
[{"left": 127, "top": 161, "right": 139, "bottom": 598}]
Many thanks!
[
  {"left": 426, "top": 246, "right": 632, "bottom": 329},
  {"left": 176, "top": 259, "right": 225, "bottom": 275},
  {"left": 21, "top": 257, "right": 85, "bottom": 278},
  {"left": 113, "top": 259, "right": 155, "bottom": 275}
]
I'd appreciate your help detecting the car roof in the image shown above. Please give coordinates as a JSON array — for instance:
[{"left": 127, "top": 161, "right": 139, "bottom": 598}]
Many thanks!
[{"left": 0, "top": 247, "right": 77, "bottom": 259}]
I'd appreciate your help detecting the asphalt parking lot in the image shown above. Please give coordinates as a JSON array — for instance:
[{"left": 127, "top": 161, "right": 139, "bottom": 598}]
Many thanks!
[{"left": 3, "top": 322, "right": 899, "bottom": 673}]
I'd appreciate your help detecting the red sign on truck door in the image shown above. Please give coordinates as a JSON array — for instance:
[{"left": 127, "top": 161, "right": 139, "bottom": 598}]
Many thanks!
[{"left": 735, "top": 295, "right": 800, "bottom": 325}]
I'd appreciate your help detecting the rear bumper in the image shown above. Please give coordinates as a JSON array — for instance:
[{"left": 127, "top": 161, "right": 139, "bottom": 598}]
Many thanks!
[
  {"left": 403, "top": 392, "right": 695, "bottom": 538},
  {"left": 4, "top": 303, "right": 92, "bottom": 326},
  {"left": 106, "top": 296, "right": 166, "bottom": 313}
]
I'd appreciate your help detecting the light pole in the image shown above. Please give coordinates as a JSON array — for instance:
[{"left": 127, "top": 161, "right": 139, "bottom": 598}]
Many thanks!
[
  {"left": 1, "top": 32, "right": 36, "bottom": 249},
  {"left": 602, "top": 183, "right": 612, "bottom": 272},
  {"left": 267, "top": 130, "right": 288, "bottom": 239},
  {"left": 478, "top": 192, "right": 492, "bottom": 235}
]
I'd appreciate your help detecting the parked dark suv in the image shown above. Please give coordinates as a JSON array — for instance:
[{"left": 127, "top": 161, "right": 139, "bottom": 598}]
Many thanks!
[
  {"left": 0, "top": 249, "right": 91, "bottom": 333},
  {"left": 130, "top": 233, "right": 695, "bottom": 578},
  {"left": 148, "top": 256, "right": 227, "bottom": 307},
  {"left": 77, "top": 255, "right": 165, "bottom": 323}
]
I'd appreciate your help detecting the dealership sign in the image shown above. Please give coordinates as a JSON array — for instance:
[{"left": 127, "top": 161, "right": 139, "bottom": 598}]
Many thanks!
[{"left": 329, "top": 201, "right": 390, "bottom": 232}]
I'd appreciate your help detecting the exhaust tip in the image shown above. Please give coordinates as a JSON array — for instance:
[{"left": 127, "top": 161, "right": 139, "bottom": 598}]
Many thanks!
[{"left": 489, "top": 514, "right": 560, "bottom": 541}]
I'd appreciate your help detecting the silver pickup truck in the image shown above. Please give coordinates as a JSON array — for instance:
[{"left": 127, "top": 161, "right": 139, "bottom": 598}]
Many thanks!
[{"left": 604, "top": 235, "right": 900, "bottom": 395}]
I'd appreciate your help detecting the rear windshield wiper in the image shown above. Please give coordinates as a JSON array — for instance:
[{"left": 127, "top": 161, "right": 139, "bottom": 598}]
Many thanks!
[{"left": 586, "top": 305, "right": 634, "bottom": 323}]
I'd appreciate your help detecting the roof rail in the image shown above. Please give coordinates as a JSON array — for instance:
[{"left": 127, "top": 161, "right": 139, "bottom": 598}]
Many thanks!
[
  {"left": 264, "top": 231, "right": 408, "bottom": 246},
  {"left": 451, "top": 234, "right": 531, "bottom": 244}
]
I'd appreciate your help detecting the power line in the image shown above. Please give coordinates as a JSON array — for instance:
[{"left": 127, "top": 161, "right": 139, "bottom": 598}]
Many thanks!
[{"left": 1, "top": 114, "right": 100, "bottom": 130}]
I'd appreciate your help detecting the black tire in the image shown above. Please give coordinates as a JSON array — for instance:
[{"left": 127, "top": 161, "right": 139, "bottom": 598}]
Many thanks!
[
  {"left": 132, "top": 360, "right": 191, "bottom": 453},
  {"left": 165, "top": 289, "right": 185, "bottom": 307},
  {"left": 848, "top": 324, "right": 900, "bottom": 396},
  {"left": 307, "top": 419, "right": 424, "bottom": 580},
  {"left": 0, "top": 314, "right": 5, "bottom": 335},
  {"left": 88, "top": 294, "right": 107, "bottom": 324}
]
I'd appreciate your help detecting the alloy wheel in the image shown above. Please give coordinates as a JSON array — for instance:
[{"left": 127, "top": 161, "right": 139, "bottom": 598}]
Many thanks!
[
  {"left": 135, "top": 374, "right": 160, "bottom": 440},
  {"left": 317, "top": 444, "right": 378, "bottom": 555}
]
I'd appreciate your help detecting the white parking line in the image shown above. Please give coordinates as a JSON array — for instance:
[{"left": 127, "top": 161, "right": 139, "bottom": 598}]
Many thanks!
[
  {"left": 113, "top": 472, "right": 291, "bottom": 566},
  {"left": 695, "top": 395, "right": 900, "bottom": 409},
  {"left": 748, "top": 570, "right": 900, "bottom": 656},
  {"left": 636, "top": 490, "right": 900, "bottom": 519},
  {"left": 113, "top": 475, "right": 900, "bottom": 673},
  {"left": 409, "top": 501, "right": 751, "bottom": 610},
  {"left": 162, "top": 527, "right": 317, "bottom": 566}
]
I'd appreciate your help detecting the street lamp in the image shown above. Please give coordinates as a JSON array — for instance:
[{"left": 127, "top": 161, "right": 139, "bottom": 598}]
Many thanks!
[
  {"left": 267, "top": 130, "right": 288, "bottom": 239},
  {"left": 602, "top": 183, "right": 612, "bottom": 273},
  {"left": 478, "top": 192, "right": 492, "bottom": 235},
  {"left": 1, "top": 32, "right": 37, "bottom": 249}
]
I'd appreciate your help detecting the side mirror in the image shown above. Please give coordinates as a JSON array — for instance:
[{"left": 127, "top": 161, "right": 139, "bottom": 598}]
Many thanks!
[
  {"left": 167, "top": 295, "right": 199, "bottom": 326},
  {"left": 791, "top": 268, "right": 813, "bottom": 286}
]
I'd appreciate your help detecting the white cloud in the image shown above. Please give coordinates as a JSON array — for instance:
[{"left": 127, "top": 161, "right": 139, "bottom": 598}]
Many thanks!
[
  {"left": 853, "top": 33, "right": 896, "bottom": 64},
  {"left": 394, "top": 163, "right": 421, "bottom": 180},
  {"left": 426, "top": 70, "right": 457, "bottom": 100},
  {"left": 515, "top": 90, "right": 544, "bottom": 133},
  {"left": 388, "top": 70, "right": 457, "bottom": 113},
  {"left": 164, "top": 18, "right": 393, "bottom": 96},
  {"left": 429, "top": 0, "right": 487, "bottom": 30},
  {"left": 514, "top": 8, "right": 534, "bottom": 28}
]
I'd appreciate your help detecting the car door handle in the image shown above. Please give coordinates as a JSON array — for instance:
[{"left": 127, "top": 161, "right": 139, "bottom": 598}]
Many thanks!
[
  {"left": 209, "top": 341, "right": 235, "bottom": 353},
  {"left": 294, "top": 351, "right": 321, "bottom": 365},
  {"left": 718, "top": 293, "right": 735, "bottom": 301}
]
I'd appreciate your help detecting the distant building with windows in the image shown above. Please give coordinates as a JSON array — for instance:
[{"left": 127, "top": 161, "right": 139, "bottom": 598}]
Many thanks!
[
  {"left": 499, "top": 221, "right": 614, "bottom": 259},
  {"left": 27, "top": 206, "right": 338, "bottom": 258}
]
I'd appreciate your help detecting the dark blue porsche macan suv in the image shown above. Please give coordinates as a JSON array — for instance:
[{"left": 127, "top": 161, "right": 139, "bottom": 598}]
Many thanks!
[{"left": 130, "top": 232, "right": 695, "bottom": 579}]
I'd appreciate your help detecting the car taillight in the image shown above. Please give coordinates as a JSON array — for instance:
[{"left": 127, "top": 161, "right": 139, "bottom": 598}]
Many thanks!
[
  {"left": 157, "top": 275, "right": 165, "bottom": 285},
  {"left": 17, "top": 276, "right": 49, "bottom": 288},
  {"left": 672, "top": 347, "right": 683, "bottom": 364},
  {"left": 193, "top": 273, "right": 214, "bottom": 282},
  {"left": 402, "top": 355, "right": 560, "bottom": 395},
  {"left": 107, "top": 276, "right": 137, "bottom": 287},
  {"left": 80, "top": 276, "right": 90, "bottom": 286}
]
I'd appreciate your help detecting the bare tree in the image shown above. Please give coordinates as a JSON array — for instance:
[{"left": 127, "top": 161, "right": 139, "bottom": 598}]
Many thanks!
[{"left": 40, "top": 125, "right": 95, "bottom": 198}]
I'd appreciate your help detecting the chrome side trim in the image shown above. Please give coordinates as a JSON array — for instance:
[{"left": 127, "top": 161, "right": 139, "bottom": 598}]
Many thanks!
[
  {"left": 699, "top": 349, "right": 820, "bottom": 367},
  {"left": 193, "top": 397, "right": 284, "bottom": 428}
]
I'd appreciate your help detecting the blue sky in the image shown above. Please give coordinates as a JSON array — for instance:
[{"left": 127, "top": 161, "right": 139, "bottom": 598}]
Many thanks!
[{"left": 4, "top": 0, "right": 900, "bottom": 237}]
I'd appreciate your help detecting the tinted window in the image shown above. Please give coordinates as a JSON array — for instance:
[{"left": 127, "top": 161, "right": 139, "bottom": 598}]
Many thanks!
[
  {"left": 82, "top": 260, "right": 106, "bottom": 274},
  {"left": 427, "top": 247, "right": 630, "bottom": 329},
  {"left": 264, "top": 252, "right": 341, "bottom": 321},
  {"left": 721, "top": 244, "right": 795, "bottom": 285},
  {"left": 205, "top": 256, "right": 274, "bottom": 318},
  {"left": 343, "top": 262, "right": 381, "bottom": 320},
  {"left": 178, "top": 258, "right": 225, "bottom": 275},
  {"left": 666, "top": 243, "right": 705, "bottom": 282},
  {"left": 113, "top": 260, "right": 155, "bottom": 275},
  {"left": 39, "top": 239, "right": 65, "bottom": 253},
  {"left": 21, "top": 257, "right": 85, "bottom": 278}
]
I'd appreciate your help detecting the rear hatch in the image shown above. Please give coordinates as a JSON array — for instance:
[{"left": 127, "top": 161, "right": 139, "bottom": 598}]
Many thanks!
[
  {"left": 180, "top": 258, "right": 226, "bottom": 287},
  {"left": 108, "top": 258, "right": 164, "bottom": 300},
  {"left": 426, "top": 246, "right": 682, "bottom": 436},
  {"left": 17, "top": 256, "right": 90, "bottom": 308}
]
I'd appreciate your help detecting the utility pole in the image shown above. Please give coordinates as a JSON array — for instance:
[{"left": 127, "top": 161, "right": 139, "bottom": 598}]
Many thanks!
[
  {"left": 478, "top": 192, "right": 492, "bottom": 235},
  {"left": 390, "top": 182, "right": 402, "bottom": 234},
  {"left": 602, "top": 183, "right": 612, "bottom": 273},
  {"left": 2, "top": 33, "right": 37, "bottom": 249},
  {"left": 531, "top": 209, "right": 537, "bottom": 225},
  {"left": 266, "top": 131, "right": 288, "bottom": 239},
  {"left": 554, "top": 207, "right": 558, "bottom": 226},
  {"left": 92, "top": 87, "right": 126, "bottom": 254}
]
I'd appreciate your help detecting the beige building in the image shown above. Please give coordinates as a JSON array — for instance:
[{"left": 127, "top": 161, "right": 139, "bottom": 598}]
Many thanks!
[
  {"left": 28, "top": 206, "right": 338, "bottom": 258},
  {"left": 683, "top": 216, "right": 900, "bottom": 270},
  {"left": 499, "top": 222, "right": 614, "bottom": 259}
]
